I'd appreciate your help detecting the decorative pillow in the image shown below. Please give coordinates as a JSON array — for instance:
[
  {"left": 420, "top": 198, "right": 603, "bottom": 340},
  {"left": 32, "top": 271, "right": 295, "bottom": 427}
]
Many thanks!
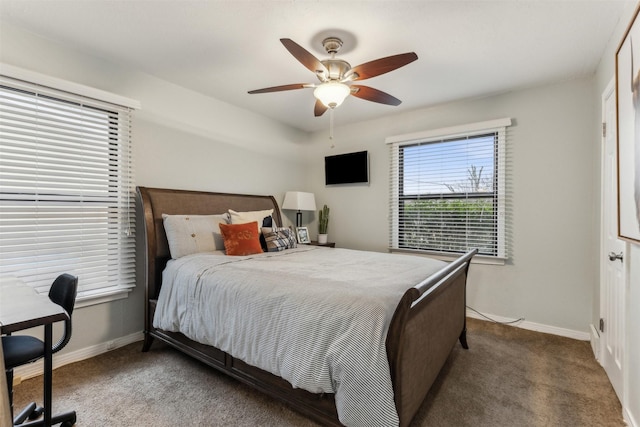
[
  {"left": 162, "top": 213, "right": 228, "bottom": 259},
  {"left": 229, "top": 209, "right": 274, "bottom": 251},
  {"left": 261, "top": 226, "right": 297, "bottom": 252},
  {"left": 228, "top": 209, "right": 274, "bottom": 233},
  {"left": 219, "top": 221, "right": 263, "bottom": 256}
]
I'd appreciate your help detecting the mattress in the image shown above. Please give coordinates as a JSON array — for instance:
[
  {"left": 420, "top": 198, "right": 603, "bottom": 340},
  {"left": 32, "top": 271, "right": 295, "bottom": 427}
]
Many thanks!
[{"left": 153, "top": 246, "right": 446, "bottom": 426}]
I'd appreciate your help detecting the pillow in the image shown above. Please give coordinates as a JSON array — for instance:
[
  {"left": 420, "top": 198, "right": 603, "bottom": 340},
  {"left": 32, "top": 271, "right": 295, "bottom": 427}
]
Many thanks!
[
  {"left": 229, "top": 209, "right": 274, "bottom": 251},
  {"left": 162, "top": 214, "right": 228, "bottom": 259},
  {"left": 219, "top": 221, "right": 263, "bottom": 256},
  {"left": 228, "top": 209, "right": 274, "bottom": 233},
  {"left": 262, "top": 226, "right": 297, "bottom": 252}
]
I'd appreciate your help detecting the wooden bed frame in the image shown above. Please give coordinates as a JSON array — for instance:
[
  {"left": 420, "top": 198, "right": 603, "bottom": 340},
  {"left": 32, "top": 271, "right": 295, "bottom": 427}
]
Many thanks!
[{"left": 138, "top": 186, "right": 477, "bottom": 427}]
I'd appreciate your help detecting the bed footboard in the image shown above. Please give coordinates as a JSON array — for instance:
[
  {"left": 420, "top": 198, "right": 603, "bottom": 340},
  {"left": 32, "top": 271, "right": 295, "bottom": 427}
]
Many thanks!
[{"left": 386, "top": 249, "right": 477, "bottom": 427}]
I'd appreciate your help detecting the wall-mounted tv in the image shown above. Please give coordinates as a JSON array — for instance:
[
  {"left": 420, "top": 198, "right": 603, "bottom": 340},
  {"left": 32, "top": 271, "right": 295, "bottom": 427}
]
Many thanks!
[{"left": 325, "top": 150, "right": 369, "bottom": 185}]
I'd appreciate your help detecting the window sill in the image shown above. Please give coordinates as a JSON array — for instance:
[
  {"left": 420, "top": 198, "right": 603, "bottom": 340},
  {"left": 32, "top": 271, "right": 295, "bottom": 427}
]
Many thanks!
[
  {"left": 75, "top": 286, "right": 134, "bottom": 309},
  {"left": 389, "top": 248, "right": 507, "bottom": 266}
]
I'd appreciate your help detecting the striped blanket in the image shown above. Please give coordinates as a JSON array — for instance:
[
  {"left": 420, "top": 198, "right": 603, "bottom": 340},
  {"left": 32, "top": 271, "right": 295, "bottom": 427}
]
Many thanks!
[{"left": 153, "top": 246, "right": 445, "bottom": 426}]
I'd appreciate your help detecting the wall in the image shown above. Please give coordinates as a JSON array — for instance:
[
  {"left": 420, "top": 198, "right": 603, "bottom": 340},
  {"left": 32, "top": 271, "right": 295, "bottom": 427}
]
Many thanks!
[
  {"left": 305, "top": 78, "right": 597, "bottom": 336},
  {"left": 0, "top": 22, "right": 310, "bottom": 363},
  {"left": 595, "top": 2, "right": 640, "bottom": 426}
]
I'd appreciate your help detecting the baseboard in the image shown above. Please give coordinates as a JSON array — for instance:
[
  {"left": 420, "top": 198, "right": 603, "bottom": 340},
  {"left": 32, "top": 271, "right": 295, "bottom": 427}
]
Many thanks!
[
  {"left": 13, "top": 331, "right": 144, "bottom": 382},
  {"left": 625, "top": 406, "right": 638, "bottom": 427},
  {"left": 466, "top": 309, "right": 590, "bottom": 341},
  {"left": 590, "top": 324, "right": 601, "bottom": 361},
  {"left": 14, "top": 316, "right": 590, "bottom": 383}
]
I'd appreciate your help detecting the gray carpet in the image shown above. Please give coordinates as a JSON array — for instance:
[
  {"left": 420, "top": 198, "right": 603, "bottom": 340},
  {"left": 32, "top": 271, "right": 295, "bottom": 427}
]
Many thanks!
[{"left": 12, "top": 318, "right": 623, "bottom": 426}]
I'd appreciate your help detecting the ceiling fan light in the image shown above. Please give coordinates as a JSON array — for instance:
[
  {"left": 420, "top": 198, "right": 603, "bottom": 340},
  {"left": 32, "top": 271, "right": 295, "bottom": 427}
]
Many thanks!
[{"left": 314, "top": 82, "right": 350, "bottom": 108}]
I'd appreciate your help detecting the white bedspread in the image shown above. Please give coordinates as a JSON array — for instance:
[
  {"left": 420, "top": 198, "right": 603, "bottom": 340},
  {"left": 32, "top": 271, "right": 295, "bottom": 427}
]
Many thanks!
[{"left": 153, "top": 246, "right": 446, "bottom": 427}]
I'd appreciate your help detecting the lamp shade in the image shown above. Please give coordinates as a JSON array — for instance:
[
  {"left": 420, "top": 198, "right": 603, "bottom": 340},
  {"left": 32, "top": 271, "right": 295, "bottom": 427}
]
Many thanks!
[
  {"left": 313, "top": 82, "right": 351, "bottom": 108},
  {"left": 282, "top": 191, "right": 316, "bottom": 211}
]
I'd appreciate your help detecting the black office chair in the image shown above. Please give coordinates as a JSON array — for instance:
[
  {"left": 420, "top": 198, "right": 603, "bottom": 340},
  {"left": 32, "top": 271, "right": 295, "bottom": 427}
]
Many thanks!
[{"left": 2, "top": 273, "right": 78, "bottom": 427}]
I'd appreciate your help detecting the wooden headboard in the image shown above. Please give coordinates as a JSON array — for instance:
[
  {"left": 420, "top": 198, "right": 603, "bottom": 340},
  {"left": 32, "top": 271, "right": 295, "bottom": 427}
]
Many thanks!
[{"left": 137, "top": 186, "right": 282, "bottom": 301}]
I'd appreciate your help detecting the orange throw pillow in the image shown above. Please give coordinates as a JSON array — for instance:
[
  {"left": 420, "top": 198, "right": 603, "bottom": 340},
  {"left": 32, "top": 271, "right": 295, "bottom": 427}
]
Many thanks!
[{"left": 219, "top": 221, "right": 263, "bottom": 256}]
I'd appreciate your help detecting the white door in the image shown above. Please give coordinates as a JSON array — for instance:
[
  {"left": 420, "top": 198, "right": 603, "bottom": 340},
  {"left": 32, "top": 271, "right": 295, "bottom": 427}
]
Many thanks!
[{"left": 600, "top": 78, "right": 626, "bottom": 401}]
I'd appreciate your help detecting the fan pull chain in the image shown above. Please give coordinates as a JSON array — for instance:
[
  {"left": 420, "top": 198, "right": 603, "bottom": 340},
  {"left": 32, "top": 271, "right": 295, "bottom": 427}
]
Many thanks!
[{"left": 329, "top": 108, "right": 335, "bottom": 148}]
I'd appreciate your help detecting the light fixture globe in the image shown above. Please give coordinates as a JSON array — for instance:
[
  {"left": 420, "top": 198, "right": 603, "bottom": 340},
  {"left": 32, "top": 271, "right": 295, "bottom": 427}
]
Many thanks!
[{"left": 314, "top": 82, "right": 351, "bottom": 108}]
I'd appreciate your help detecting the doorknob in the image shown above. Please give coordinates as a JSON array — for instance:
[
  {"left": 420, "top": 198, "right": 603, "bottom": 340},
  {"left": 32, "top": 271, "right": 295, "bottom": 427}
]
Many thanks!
[{"left": 608, "top": 252, "right": 624, "bottom": 262}]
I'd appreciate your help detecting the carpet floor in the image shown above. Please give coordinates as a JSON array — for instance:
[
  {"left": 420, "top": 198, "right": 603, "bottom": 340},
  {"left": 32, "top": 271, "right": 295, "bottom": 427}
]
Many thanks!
[{"left": 11, "top": 318, "right": 624, "bottom": 426}]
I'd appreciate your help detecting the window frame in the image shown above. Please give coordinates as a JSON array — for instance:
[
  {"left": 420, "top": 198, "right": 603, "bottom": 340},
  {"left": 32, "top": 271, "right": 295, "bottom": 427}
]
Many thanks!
[
  {"left": 387, "top": 118, "right": 510, "bottom": 264},
  {"left": 0, "top": 64, "right": 140, "bottom": 307}
]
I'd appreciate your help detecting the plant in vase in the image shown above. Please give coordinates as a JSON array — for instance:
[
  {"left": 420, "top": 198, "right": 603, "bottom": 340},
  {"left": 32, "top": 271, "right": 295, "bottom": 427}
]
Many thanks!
[{"left": 318, "top": 205, "right": 330, "bottom": 244}]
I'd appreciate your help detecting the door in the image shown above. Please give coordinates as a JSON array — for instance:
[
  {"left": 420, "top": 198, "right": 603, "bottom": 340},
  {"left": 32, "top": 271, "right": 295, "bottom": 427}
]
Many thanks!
[{"left": 600, "top": 77, "right": 626, "bottom": 401}]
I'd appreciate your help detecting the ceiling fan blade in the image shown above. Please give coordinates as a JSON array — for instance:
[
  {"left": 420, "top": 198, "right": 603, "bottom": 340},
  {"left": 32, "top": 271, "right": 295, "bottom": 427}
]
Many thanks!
[
  {"left": 248, "top": 83, "right": 310, "bottom": 94},
  {"left": 314, "top": 99, "right": 328, "bottom": 117},
  {"left": 350, "top": 85, "right": 402, "bottom": 106},
  {"left": 346, "top": 52, "right": 418, "bottom": 81},
  {"left": 280, "top": 38, "right": 328, "bottom": 77}
]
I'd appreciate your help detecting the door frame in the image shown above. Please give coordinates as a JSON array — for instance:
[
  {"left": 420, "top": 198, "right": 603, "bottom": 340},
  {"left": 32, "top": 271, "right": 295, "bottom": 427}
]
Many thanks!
[{"left": 599, "top": 75, "right": 627, "bottom": 402}]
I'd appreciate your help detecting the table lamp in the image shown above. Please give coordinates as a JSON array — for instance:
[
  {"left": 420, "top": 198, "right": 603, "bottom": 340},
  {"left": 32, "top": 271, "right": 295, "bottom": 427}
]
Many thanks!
[{"left": 282, "top": 191, "right": 316, "bottom": 227}]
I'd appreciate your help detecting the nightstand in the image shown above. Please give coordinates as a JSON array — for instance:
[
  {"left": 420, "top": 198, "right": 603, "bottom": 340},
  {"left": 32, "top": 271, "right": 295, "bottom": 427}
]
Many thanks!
[{"left": 309, "top": 241, "right": 336, "bottom": 248}]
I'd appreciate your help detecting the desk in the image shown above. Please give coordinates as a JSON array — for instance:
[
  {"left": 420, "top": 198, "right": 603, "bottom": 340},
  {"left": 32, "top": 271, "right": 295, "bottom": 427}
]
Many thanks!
[
  {"left": 1, "top": 341, "right": 11, "bottom": 427},
  {"left": 0, "top": 278, "right": 68, "bottom": 427}
]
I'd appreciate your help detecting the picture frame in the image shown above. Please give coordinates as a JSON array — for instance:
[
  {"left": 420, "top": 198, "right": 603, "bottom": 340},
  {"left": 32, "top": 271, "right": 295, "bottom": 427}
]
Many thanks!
[
  {"left": 616, "top": 4, "right": 640, "bottom": 244},
  {"left": 295, "top": 226, "right": 310, "bottom": 244}
]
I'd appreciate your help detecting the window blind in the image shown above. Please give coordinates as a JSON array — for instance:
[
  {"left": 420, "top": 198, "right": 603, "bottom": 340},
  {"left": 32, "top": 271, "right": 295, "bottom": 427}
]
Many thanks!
[
  {"left": 0, "top": 76, "right": 136, "bottom": 295},
  {"left": 388, "top": 118, "right": 511, "bottom": 259}
]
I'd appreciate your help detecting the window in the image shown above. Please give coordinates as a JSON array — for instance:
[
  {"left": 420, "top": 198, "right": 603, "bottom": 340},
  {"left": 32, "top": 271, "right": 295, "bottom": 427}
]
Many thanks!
[
  {"left": 0, "top": 70, "right": 138, "bottom": 301},
  {"left": 388, "top": 118, "right": 511, "bottom": 260}
]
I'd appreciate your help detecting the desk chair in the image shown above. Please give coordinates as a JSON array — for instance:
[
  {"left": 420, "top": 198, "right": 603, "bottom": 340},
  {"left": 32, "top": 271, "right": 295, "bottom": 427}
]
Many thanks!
[{"left": 2, "top": 274, "right": 78, "bottom": 427}]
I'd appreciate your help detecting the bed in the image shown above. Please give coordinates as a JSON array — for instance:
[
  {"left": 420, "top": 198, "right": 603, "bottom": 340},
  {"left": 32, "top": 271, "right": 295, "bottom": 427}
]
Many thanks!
[{"left": 138, "top": 186, "right": 477, "bottom": 427}]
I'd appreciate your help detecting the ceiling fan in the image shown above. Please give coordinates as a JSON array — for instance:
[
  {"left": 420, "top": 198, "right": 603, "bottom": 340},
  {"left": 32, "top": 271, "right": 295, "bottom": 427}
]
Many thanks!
[{"left": 248, "top": 37, "right": 418, "bottom": 117}]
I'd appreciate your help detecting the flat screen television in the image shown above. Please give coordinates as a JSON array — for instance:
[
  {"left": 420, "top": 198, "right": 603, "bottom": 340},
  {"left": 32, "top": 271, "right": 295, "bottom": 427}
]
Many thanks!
[{"left": 324, "top": 150, "right": 369, "bottom": 185}]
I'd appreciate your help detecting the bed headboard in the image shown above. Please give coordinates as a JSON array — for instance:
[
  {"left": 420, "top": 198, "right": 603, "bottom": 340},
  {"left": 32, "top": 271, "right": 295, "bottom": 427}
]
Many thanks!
[{"left": 137, "top": 186, "right": 282, "bottom": 301}]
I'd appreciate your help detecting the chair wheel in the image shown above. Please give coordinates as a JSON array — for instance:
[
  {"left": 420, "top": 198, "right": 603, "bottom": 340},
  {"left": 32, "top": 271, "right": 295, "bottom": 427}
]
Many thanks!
[
  {"left": 28, "top": 406, "right": 44, "bottom": 420},
  {"left": 60, "top": 412, "right": 76, "bottom": 426}
]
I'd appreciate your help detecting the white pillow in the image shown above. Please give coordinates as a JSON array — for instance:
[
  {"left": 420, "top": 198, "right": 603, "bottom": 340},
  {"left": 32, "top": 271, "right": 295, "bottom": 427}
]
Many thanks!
[
  {"left": 162, "top": 213, "right": 229, "bottom": 259},
  {"left": 228, "top": 209, "right": 274, "bottom": 233}
]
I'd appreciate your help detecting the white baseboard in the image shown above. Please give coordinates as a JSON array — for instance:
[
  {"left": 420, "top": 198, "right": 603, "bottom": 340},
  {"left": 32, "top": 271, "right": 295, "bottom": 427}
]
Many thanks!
[
  {"left": 466, "top": 309, "right": 590, "bottom": 341},
  {"left": 590, "top": 323, "right": 601, "bottom": 361},
  {"left": 14, "top": 314, "right": 592, "bottom": 383},
  {"left": 625, "top": 407, "right": 638, "bottom": 427},
  {"left": 13, "top": 331, "right": 144, "bottom": 383}
]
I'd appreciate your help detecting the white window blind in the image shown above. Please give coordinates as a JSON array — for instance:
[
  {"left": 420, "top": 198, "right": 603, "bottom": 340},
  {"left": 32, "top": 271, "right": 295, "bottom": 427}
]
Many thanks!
[
  {"left": 388, "top": 118, "right": 511, "bottom": 259},
  {"left": 0, "top": 75, "right": 136, "bottom": 296}
]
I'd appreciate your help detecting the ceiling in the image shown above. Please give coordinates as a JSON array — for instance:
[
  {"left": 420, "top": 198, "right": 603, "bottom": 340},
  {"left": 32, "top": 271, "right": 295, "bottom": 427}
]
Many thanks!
[{"left": 0, "top": 0, "right": 633, "bottom": 133}]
